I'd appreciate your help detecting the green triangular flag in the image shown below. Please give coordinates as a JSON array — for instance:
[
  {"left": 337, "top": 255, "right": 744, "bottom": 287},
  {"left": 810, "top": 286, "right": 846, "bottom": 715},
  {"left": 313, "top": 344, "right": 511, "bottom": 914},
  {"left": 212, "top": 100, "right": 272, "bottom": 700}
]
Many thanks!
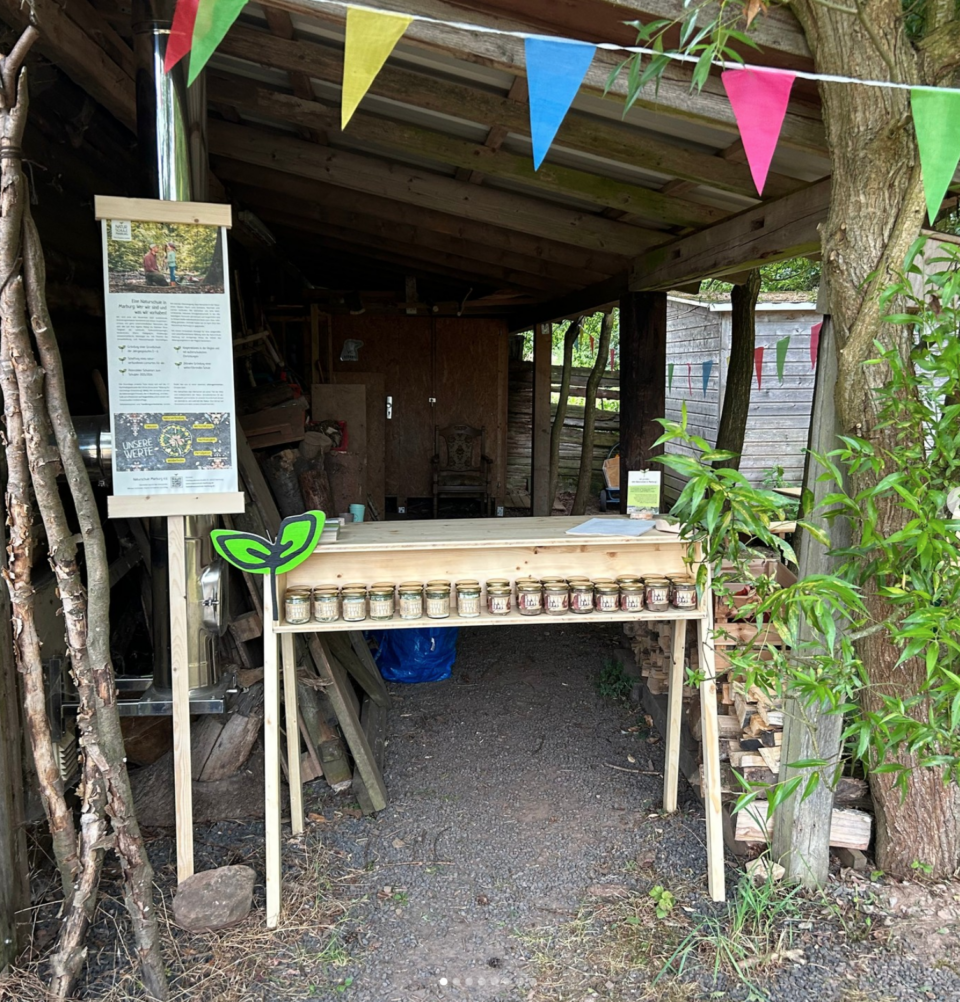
[
  {"left": 188, "top": 0, "right": 247, "bottom": 85},
  {"left": 911, "top": 88, "right": 960, "bottom": 225},
  {"left": 776, "top": 336, "right": 790, "bottom": 383},
  {"left": 668, "top": 362, "right": 674, "bottom": 392}
]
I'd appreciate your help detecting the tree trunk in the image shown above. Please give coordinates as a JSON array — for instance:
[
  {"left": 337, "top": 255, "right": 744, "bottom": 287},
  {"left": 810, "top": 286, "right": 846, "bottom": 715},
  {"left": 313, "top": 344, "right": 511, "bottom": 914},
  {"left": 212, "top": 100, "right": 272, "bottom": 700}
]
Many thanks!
[
  {"left": 792, "top": 0, "right": 960, "bottom": 877},
  {"left": 714, "top": 270, "right": 760, "bottom": 469},
  {"left": 549, "top": 319, "right": 580, "bottom": 505},
  {"left": 572, "top": 313, "right": 613, "bottom": 515}
]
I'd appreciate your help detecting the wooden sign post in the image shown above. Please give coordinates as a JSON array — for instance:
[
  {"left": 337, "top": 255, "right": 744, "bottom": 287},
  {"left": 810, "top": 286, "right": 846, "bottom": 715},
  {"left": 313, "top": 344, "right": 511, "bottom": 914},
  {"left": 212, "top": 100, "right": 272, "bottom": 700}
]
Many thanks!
[{"left": 95, "top": 196, "right": 245, "bottom": 881}]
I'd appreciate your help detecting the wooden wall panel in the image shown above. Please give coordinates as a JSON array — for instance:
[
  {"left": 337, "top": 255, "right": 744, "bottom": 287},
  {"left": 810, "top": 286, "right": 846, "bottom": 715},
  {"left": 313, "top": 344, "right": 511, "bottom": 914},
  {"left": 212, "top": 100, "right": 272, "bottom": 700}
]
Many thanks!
[
  {"left": 331, "top": 372, "right": 386, "bottom": 519},
  {"left": 332, "top": 316, "right": 508, "bottom": 502}
]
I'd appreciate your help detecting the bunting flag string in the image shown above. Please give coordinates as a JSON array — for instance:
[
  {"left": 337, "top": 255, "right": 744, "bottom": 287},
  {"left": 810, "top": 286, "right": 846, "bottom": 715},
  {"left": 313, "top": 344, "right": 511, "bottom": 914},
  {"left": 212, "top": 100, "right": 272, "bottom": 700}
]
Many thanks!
[
  {"left": 342, "top": 8, "right": 413, "bottom": 127},
  {"left": 162, "top": 0, "right": 960, "bottom": 222},
  {"left": 775, "top": 336, "right": 790, "bottom": 383},
  {"left": 187, "top": 0, "right": 247, "bottom": 84},
  {"left": 754, "top": 346, "right": 764, "bottom": 390},
  {"left": 668, "top": 362, "right": 675, "bottom": 392},
  {"left": 702, "top": 359, "right": 713, "bottom": 397},
  {"left": 164, "top": 0, "right": 199, "bottom": 72},
  {"left": 910, "top": 89, "right": 960, "bottom": 225},
  {"left": 525, "top": 38, "right": 596, "bottom": 170},
  {"left": 721, "top": 69, "right": 796, "bottom": 195},
  {"left": 810, "top": 321, "right": 822, "bottom": 369}
]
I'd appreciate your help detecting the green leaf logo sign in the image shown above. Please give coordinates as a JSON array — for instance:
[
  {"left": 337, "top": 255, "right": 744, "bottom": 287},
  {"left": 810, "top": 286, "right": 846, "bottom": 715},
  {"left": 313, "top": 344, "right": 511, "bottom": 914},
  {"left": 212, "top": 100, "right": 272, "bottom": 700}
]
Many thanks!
[{"left": 211, "top": 510, "right": 326, "bottom": 622}]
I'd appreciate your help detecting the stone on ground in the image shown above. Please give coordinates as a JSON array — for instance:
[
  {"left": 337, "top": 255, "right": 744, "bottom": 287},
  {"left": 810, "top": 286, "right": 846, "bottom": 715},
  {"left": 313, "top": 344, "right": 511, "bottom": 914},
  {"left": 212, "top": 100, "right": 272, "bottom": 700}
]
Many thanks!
[{"left": 173, "top": 865, "right": 256, "bottom": 932}]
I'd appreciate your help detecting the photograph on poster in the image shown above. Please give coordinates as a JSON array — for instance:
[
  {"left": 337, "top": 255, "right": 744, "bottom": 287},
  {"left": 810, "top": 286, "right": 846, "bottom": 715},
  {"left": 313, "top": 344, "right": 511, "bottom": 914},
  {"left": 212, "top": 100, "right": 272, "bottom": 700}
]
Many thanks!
[
  {"left": 112, "top": 412, "right": 233, "bottom": 471},
  {"left": 106, "top": 219, "right": 224, "bottom": 294}
]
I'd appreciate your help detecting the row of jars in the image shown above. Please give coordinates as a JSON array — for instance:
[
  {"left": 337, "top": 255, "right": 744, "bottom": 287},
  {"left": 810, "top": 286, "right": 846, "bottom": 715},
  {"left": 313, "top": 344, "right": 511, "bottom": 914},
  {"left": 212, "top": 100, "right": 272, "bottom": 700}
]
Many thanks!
[{"left": 283, "top": 575, "right": 698, "bottom": 625}]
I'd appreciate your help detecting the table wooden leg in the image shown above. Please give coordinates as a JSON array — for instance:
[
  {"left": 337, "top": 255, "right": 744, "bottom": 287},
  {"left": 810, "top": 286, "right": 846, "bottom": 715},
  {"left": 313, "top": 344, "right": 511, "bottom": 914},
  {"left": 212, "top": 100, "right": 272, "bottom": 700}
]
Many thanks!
[
  {"left": 663, "top": 617, "right": 687, "bottom": 813},
  {"left": 168, "top": 514, "right": 193, "bottom": 883},
  {"left": 281, "top": 632, "right": 303, "bottom": 835},
  {"left": 697, "top": 615, "right": 726, "bottom": 902},
  {"left": 264, "top": 581, "right": 282, "bottom": 928}
]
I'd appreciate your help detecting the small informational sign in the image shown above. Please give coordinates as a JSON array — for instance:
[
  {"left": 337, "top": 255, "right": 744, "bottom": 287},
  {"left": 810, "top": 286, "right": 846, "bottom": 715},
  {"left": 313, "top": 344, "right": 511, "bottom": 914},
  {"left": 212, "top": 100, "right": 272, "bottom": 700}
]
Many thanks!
[
  {"left": 626, "top": 470, "right": 661, "bottom": 516},
  {"left": 96, "top": 196, "right": 243, "bottom": 517}
]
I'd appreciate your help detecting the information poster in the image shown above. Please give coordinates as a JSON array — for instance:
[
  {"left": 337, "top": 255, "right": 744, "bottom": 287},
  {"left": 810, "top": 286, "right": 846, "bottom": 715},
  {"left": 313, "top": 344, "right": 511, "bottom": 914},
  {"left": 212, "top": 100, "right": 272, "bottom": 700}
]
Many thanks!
[
  {"left": 626, "top": 470, "right": 661, "bottom": 516},
  {"left": 99, "top": 199, "right": 238, "bottom": 499}
]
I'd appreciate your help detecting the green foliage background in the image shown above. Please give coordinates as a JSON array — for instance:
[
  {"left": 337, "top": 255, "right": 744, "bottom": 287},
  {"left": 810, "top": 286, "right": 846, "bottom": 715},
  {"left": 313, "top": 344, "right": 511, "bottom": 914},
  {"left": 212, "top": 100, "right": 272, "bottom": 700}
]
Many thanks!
[{"left": 107, "top": 221, "right": 218, "bottom": 276}]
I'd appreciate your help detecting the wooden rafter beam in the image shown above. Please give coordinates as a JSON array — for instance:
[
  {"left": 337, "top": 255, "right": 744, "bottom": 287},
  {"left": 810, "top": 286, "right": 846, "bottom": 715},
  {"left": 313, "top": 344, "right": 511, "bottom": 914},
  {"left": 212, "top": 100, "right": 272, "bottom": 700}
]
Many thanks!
[
  {"left": 211, "top": 157, "right": 628, "bottom": 275},
  {"left": 259, "top": 0, "right": 826, "bottom": 154},
  {"left": 228, "top": 183, "right": 601, "bottom": 287},
  {"left": 260, "top": 7, "right": 327, "bottom": 144},
  {"left": 507, "top": 274, "right": 629, "bottom": 331},
  {"left": 630, "top": 178, "right": 831, "bottom": 290},
  {"left": 256, "top": 208, "right": 566, "bottom": 293},
  {"left": 0, "top": 0, "right": 135, "bottom": 131},
  {"left": 207, "top": 75, "right": 730, "bottom": 229},
  {"left": 216, "top": 26, "right": 806, "bottom": 198},
  {"left": 207, "top": 119, "right": 665, "bottom": 256}
]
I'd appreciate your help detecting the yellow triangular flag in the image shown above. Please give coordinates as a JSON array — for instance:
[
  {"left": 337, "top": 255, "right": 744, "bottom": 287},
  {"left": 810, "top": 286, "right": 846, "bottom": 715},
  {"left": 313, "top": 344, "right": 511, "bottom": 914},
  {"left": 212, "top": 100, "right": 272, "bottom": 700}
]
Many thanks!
[{"left": 342, "top": 7, "right": 412, "bottom": 128}]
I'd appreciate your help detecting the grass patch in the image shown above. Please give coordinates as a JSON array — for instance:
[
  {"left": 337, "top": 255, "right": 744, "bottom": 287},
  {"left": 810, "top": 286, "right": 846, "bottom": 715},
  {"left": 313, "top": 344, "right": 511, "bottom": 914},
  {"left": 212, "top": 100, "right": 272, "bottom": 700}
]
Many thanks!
[
  {"left": 597, "top": 659, "right": 635, "bottom": 705},
  {"left": 2, "top": 838, "right": 360, "bottom": 1002}
]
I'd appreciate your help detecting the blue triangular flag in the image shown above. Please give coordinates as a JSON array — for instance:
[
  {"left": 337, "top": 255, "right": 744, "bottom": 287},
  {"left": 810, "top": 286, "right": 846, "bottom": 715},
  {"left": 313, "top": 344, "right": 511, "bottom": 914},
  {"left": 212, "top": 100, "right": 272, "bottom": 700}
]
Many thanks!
[
  {"left": 525, "top": 36, "right": 596, "bottom": 170},
  {"left": 702, "top": 359, "right": 714, "bottom": 396}
]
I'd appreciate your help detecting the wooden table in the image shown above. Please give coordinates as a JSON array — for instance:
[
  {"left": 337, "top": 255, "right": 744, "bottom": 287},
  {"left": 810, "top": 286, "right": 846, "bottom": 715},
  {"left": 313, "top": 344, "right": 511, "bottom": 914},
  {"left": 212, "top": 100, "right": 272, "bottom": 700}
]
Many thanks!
[{"left": 262, "top": 516, "right": 725, "bottom": 926}]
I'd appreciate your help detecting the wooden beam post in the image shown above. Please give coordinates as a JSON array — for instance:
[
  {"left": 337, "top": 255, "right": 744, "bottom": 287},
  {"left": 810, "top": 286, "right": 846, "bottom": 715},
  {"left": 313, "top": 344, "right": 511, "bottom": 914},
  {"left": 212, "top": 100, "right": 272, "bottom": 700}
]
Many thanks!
[
  {"left": 168, "top": 514, "right": 193, "bottom": 882},
  {"left": 0, "top": 585, "right": 28, "bottom": 973},
  {"left": 772, "top": 315, "right": 847, "bottom": 886},
  {"left": 531, "top": 322, "right": 552, "bottom": 516},
  {"left": 619, "top": 292, "right": 667, "bottom": 513}
]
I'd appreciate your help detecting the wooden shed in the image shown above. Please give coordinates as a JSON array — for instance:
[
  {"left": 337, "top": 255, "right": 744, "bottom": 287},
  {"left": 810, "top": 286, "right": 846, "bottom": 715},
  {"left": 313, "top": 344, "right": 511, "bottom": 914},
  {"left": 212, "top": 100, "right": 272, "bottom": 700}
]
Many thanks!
[{"left": 664, "top": 295, "right": 820, "bottom": 497}]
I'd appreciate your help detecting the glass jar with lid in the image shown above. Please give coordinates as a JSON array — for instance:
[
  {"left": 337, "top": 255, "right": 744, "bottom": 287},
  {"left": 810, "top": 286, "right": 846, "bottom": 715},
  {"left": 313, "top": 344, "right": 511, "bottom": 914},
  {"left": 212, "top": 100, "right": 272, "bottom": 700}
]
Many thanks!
[
  {"left": 425, "top": 581, "right": 451, "bottom": 619},
  {"left": 341, "top": 587, "right": 368, "bottom": 623},
  {"left": 486, "top": 584, "right": 512, "bottom": 616},
  {"left": 594, "top": 582, "right": 620, "bottom": 613},
  {"left": 619, "top": 582, "right": 645, "bottom": 613},
  {"left": 569, "top": 582, "right": 595, "bottom": 614},
  {"left": 398, "top": 581, "right": 424, "bottom": 620},
  {"left": 671, "top": 577, "right": 699, "bottom": 610},
  {"left": 284, "top": 588, "right": 312, "bottom": 625},
  {"left": 369, "top": 582, "right": 396, "bottom": 621},
  {"left": 517, "top": 580, "right": 543, "bottom": 616},
  {"left": 313, "top": 587, "right": 340, "bottom": 623},
  {"left": 455, "top": 580, "right": 481, "bottom": 618},
  {"left": 644, "top": 577, "right": 671, "bottom": 613},
  {"left": 544, "top": 582, "right": 569, "bottom": 615}
]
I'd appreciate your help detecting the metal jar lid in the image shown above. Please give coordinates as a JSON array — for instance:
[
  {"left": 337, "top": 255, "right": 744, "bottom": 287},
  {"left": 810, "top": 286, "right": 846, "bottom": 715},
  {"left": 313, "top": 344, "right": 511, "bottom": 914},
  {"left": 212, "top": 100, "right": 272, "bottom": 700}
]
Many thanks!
[{"left": 398, "top": 581, "right": 423, "bottom": 592}]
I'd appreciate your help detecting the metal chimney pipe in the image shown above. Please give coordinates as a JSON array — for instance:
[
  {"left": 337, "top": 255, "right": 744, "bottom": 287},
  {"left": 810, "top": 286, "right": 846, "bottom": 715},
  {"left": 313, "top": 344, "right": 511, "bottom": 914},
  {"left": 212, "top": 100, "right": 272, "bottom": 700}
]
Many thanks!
[{"left": 132, "top": 0, "right": 220, "bottom": 701}]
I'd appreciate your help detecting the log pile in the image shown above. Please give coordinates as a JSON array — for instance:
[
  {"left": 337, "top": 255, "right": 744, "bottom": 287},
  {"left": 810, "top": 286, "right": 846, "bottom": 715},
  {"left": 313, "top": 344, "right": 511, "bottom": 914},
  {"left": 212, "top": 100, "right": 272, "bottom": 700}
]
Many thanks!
[{"left": 626, "top": 562, "right": 874, "bottom": 854}]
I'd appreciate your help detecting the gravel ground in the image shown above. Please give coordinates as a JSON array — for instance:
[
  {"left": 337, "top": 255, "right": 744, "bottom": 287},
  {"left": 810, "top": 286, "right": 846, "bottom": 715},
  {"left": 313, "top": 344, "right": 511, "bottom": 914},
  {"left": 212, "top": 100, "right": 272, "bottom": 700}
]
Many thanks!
[{"left": 23, "top": 622, "right": 960, "bottom": 1002}]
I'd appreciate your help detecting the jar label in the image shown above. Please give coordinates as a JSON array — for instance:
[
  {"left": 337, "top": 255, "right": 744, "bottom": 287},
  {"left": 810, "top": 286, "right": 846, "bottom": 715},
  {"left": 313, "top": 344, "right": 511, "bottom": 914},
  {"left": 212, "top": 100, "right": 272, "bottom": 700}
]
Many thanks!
[
  {"left": 399, "top": 595, "right": 422, "bottom": 619},
  {"left": 313, "top": 597, "right": 339, "bottom": 623},
  {"left": 571, "top": 591, "right": 593, "bottom": 612},
  {"left": 673, "top": 588, "right": 698, "bottom": 609},
  {"left": 518, "top": 591, "right": 542, "bottom": 612},
  {"left": 370, "top": 597, "right": 394, "bottom": 619},
  {"left": 426, "top": 595, "right": 450, "bottom": 618},
  {"left": 488, "top": 594, "right": 510, "bottom": 615},
  {"left": 457, "top": 594, "right": 481, "bottom": 617},
  {"left": 621, "top": 593, "right": 644, "bottom": 613},
  {"left": 545, "top": 592, "right": 568, "bottom": 613},
  {"left": 342, "top": 598, "right": 366, "bottom": 621},
  {"left": 596, "top": 593, "right": 619, "bottom": 613}
]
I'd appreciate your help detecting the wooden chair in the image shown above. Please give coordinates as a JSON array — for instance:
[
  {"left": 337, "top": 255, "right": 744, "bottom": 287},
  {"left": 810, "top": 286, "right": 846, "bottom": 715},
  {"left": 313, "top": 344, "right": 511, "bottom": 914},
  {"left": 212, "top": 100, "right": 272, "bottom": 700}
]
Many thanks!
[{"left": 432, "top": 423, "right": 492, "bottom": 517}]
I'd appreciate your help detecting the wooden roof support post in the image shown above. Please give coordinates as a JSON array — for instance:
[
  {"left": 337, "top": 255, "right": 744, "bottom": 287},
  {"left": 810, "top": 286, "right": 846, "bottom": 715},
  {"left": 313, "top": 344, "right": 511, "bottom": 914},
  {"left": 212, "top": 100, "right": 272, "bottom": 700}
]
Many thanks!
[
  {"left": 618, "top": 292, "right": 667, "bottom": 513},
  {"left": 772, "top": 314, "right": 847, "bottom": 886},
  {"left": 531, "top": 322, "right": 552, "bottom": 516},
  {"left": 0, "top": 586, "right": 28, "bottom": 972}
]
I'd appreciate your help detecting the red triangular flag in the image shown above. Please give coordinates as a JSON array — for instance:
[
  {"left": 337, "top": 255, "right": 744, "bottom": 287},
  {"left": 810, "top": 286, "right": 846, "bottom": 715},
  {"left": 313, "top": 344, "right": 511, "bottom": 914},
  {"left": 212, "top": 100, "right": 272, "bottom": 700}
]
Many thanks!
[
  {"left": 721, "top": 68, "right": 796, "bottom": 196},
  {"left": 589, "top": 335, "right": 595, "bottom": 353},
  {"left": 609, "top": 347, "right": 616, "bottom": 370},
  {"left": 810, "top": 321, "right": 822, "bottom": 369},
  {"left": 164, "top": 0, "right": 200, "bottom": 72},
  {"left": 754, "top": 346, "right": 764, "bottom": 389}
]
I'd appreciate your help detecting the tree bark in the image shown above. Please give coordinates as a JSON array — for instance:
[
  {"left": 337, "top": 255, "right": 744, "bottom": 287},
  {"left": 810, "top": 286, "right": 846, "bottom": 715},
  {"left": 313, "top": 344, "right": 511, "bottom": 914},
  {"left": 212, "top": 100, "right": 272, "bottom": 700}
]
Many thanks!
[
  {"left": 791, "top": 0, "right": 960, "bottom": 877},
  {"left": 714, "top": 270, "right": 760, "bottom": 469},
  {"left": 572, "top": 313, "right": 613, "bottom": 515},
  {"left": 22, "top": 208, "right": 169, "bottom": 999},
  {"left": 549, "top": 319, "right": 580, "bottom": 505},
  {"left": 0, "top": 38, "right": 81, "bottom": 913}
]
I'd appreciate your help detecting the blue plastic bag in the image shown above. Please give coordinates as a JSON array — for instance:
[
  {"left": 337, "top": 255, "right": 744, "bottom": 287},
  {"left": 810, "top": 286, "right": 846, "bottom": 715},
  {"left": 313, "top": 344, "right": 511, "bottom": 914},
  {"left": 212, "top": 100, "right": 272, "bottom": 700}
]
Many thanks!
[{"left": 368, "top": 627, "right": 458, "bottom": 683}]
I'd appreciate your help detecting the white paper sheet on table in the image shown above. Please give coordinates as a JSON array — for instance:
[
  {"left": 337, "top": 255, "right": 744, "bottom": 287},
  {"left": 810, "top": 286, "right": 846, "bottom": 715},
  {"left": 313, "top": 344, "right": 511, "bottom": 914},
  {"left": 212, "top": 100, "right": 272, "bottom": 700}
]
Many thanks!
[{"left": 565, "top": 518, "right": 655, "bottom": 537}]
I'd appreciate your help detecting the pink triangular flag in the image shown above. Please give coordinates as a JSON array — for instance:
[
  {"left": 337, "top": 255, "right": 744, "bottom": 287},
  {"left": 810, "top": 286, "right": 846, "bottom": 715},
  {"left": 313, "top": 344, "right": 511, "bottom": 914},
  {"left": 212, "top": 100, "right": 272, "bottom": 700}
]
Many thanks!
[
  {"left": 810, "top": 321, "right": 822, "bottom": 369},
  {"left": 721, "top": 68, "right": 796, "bottom": 196},
  {"left": 754, "top": 346, "right": 764, "bottom": 389}
]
